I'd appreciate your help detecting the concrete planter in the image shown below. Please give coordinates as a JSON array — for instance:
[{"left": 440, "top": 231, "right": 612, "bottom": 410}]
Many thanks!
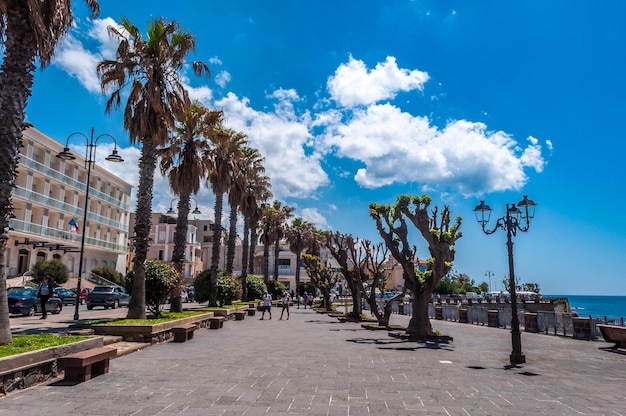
[
  {"left": 89, "top": 312, "right": 215, "bottom": 342},
  {"left": 434, "top": 306, "right": 443, "bottom": 320},
  {"left": 0, "top": 337, "right": 103, "bottom": 396},
  {"left": 458, "top": 308, "right": 468, "bottom": 323},
  {"left": 487, "top": 310, "right": 500, "bottom": 327},
  {"left": 572, "top": 317, "right": 592, "bottom": 340},
  {"left": 524, "top": 312, "right": 539, "bottom": 333}
]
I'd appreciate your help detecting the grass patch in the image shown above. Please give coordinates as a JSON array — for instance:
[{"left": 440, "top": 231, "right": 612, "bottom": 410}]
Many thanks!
[
  {"left": 0, "top": 334, "right": 89, "bottom": 358},
  {"left": 86, "top": 311, "right": 206, "bottom": 326}
]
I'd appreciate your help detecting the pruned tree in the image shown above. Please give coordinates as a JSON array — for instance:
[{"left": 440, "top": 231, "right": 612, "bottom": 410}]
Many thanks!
[
  {"left": 369, "top": 194, "right": 462, "bottom": 336},
  {"left": 323, "top": 231, "right": 362, "bottom": 318},
  {"left": 301, "top": 253, "right": 339, "bottom": 311}
]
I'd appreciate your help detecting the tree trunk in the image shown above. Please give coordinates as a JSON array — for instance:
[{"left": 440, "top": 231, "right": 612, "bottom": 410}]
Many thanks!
[
  {"left": 128, "top": 140, "right": 159, "bottom": 319},
  {"left": 241, "top": 217, "right": 250, "bottom": 301},
  {"left": 406, "top": 291, "right": 433, "bottom": 336},
  {"left": 0, "top": 4, "right": 38, "bottom": 344},
  {"left": 263, "top": 243, "right": 270, "bottom": 284},
  {"left": 169, "top": 193, "right": 190, "bottom": 313},
  {"left": 294, "top": 251, "right": 301, "bottom": 295},
  {"left": 249, "top": 226, "right": 258, "bottom": 277},
  {"left": 273, "top": 240, "right": 280, "bottom": 280},
  {"left": 210, "top": 192, "right": 224, "bottom": 306},
  {"left": 225, "top": 204, "right": 238, "bottom": 275}
]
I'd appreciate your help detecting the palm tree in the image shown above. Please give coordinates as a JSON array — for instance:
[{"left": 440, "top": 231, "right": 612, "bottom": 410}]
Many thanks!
[
  {"left": 259, "top": 203, "right": 274, "bottom": 283},
  {"left": 270, "top": 200, "right": 294, "bottom": 281},
  {"left": 206, "top": 127, "right": 246, "bottom": 306},
  {"left": 225, "top": 147, "right": 265, "bottom": 274},
  {"left": 98, "top": 17, "right": 209, "bottom": 318},
  {"left": 159, "top": 102, "right": 222, "bottom": 312},
  {"left": 285, "top": 218, "right": 313, "bottom": 295},
  {"left": 0, "top": 0, "right": 100, "bottom": 345}
]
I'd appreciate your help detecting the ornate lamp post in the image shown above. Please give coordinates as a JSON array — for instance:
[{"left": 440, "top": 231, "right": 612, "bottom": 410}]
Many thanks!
[
  {"left": 57, "top": 128, "right": 124, "bottom": 320},
  {"left": 166, "top": 197, "right": 201, "bottom": 215},
  {"left": 474, "top": 195, "right": 537, "bottom": 365}
]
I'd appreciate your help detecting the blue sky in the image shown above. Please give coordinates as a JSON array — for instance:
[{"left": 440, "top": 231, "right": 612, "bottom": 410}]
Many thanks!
[{"left": 17, "top": 1, "right": 626, "bottom": 295}]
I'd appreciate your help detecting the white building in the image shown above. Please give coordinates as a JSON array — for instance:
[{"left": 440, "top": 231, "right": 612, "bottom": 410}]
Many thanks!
[{"left": 6, "top": 127, "right": 132, "bottom": 283}]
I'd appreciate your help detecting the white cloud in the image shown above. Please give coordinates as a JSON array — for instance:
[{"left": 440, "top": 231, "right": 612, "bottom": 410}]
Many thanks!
[
  {"left": 327, "top": 55, "right": 429, "bottom": 108},
  {"left": 321, "top": 103, "right": 547, "bottom": 196},
  {"left": 214, "top": 92, "right": 329, "bottom": 200},
  {"left": 53, "top": 34, "right": 101, "bottom": 93},
  {"left": 300, "top": 208, "right": 329, "bottom": 229},
  {"left": 214, "top": 70, "right": 231, "bottom": 88}
]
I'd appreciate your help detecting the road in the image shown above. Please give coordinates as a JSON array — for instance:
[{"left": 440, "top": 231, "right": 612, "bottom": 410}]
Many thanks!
[{"left": 8, "top": 301, "right": 204, "bottom": 335}]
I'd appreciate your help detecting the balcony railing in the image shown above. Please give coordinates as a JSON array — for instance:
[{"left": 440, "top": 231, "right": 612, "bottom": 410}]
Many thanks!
[
  {"left": 9, "top": 219, "right": 127, "bottom": 254},
  {"left": 19, "top": 155, "right": 130, "bottom": 211}
]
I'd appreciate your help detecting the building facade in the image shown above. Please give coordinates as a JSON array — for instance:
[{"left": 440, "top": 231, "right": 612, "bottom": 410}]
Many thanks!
[
  {"left": 129, "top": 213, "right": 203, "bottom": 283},
  {"left": 6, "top": 127, "right": 132, "bottom": 283}
]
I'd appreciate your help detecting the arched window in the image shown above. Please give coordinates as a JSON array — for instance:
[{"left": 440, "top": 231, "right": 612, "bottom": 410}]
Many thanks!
[{"left": 36, "top": 251, "right": 46, "bottom": 263}]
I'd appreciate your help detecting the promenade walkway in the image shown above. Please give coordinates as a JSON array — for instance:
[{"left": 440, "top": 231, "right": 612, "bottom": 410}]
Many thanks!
[{"left": 2, "top": 307, "right": 625, "bottom": 415}]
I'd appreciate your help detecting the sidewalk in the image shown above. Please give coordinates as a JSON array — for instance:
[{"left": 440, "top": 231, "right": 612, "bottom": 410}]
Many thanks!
[{"left": 2, "top": 307, "right": 625, "bottom": 415}]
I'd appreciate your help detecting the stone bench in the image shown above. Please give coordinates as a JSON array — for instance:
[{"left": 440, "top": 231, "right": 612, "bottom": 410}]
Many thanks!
[
  {"left": 598, "top": 324, "right": 626, "bottom": 349},
  {"left": 172, "top": 323, "right": 198, "bottom": 342},
  {"left": 209, "top": 316, "right": 225, "bottom": 329},
  {"left": 247, "top": 307, "right": 256, "bottom": 316},
  {"left": 57, "top": 346, "right": 117, "bottom": 383},
  {"left": 233, "top": 311, "right": 246, "bottom": 321}
]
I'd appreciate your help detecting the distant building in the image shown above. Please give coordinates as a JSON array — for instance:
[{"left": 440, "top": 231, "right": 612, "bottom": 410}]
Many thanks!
[
  {"left": 6, "top": 127, "right": 132, "bottom": 283},
  {"left": 128, "top": 213, "right": 203, "bottom": 282}
]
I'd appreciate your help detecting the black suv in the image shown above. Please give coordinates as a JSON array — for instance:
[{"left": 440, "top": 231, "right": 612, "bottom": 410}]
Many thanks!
[{"left": 86, "top": 286, "right": 131, "bottom": 310}]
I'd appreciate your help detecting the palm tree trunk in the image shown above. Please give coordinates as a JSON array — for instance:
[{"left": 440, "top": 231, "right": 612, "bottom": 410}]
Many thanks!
[
  {"left": 0, "top": 4, "right": 39, "bottom": 344},
  {"left": 225, "top": 204, "right": 238, "bottom": 275},
  {"left": 241, "top": 216, "right": 250, "bottom": 301},
  {"left": 263, "top": 243, "right": 269, "bottom": 284},
  {"left": 128, "top": 140, "right": 159, "bottom": 319},
  {"left": 273, "top": 240, "right": 280, "bottom": 280},
  {"left": 170, "top": 193, "right": 190, "bottom": 313},
  {"left": 295, "top": 251, "right": 301, "bottom": 295},
  {"left": 210, "top": 192, "right": 224, "bottom": 306},
  {"left": 249, "top": 225, "right": 258, "bottom": 277}
]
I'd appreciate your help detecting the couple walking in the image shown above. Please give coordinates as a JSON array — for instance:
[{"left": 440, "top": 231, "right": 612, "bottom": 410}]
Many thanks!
[{"left": 260, "top": 291, "right": 291, "bottom": 320}]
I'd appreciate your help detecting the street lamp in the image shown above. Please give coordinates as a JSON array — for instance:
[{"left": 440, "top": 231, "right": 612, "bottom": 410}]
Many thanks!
[
  {"left": 474, "top": 195, "right": 537, "bottom": 365},
  {"left": 57, "top": 128, "right": 124, "bottom": 321},
  {"left": 485, "top": 270, "right": 494, "bottom": 293},
  {"left": 166, "top": 197, "right": 201, "bottom": 215}
]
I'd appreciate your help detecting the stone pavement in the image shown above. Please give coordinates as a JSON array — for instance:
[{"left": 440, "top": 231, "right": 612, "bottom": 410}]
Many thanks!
[{"left": 1, "top": 307, "right": 625, "bottom": 416}]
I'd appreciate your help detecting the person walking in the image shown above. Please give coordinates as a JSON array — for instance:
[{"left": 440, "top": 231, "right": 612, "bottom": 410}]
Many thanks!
[
  {"left": 37, "top": 275, "right": 54, "bottom": 319},
  {"left": 260, "top": 290, "right": 272, "bottom": 320},
  {"left": 280, "top": 291, "right": 290, "bottom": 320},
  {"left": 302, "top": 292, "right": 308, "bottom": 309}
]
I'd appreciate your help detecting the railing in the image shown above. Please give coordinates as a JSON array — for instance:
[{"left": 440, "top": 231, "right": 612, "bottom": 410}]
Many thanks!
[
  {"left": 20, "top": 155, "right": 129, "bottom": 211},
  {"left": 362, "top": 300, "right": 620, "bottom": 340},
  {"left": 13, "top": 186, "right": 128, "bottom": 231},
  {"left": 9, "top": 219, "right": 127, "bottom": 253}
]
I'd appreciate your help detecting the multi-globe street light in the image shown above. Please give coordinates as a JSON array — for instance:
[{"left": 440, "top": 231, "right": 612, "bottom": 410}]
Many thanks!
[
  {"left": 166, "top": 197, "right": 201, "bottom": 216},
  {"left": 57, "top": 128, "right": 124, "bottom": 320},
  {"left": 474, "top": 195, "right": 537, "bottom": 365}
]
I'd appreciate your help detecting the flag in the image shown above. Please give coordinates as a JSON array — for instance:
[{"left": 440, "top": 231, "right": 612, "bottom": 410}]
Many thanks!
[{"left": 68, "top": 218, "right": 80, "bottom": 233}]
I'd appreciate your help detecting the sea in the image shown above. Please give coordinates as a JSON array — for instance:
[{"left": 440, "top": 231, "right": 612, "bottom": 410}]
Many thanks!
[{"left": 547, "top": 295, "right": 626, "bottom": 320}]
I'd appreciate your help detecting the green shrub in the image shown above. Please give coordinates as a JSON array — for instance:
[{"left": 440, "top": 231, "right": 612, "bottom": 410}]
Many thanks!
[
  {"left": 194, "top": 270, "right": 242, "bottom": 306},
  {"left": 217, "top": 271, "right": 242, "bottom": 306},
  {"left": 91, "top": 265, "right": 125, "bottom": 286},
  {"left": 126, "top": 260, "right": 178, "bottom": 317},
  {"left": 193, "top": 270, "right": 211, "bottom": 304},
  {"left": 245, "top": 274, "right": 265, "bottom": 301},
  {"left": 267, "top": 279, "right": 286, "bottom": 299},
  {"left": 297, "top": 281, "right": 315, "bottom": 297},
  {"left": 31, "top": 260, "right": 69, "bottom": 285}
]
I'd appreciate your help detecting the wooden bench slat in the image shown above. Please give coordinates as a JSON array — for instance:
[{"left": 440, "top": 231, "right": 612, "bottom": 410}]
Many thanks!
[{"left": 57, "top": 346, "right": 117, "bottom": 383}]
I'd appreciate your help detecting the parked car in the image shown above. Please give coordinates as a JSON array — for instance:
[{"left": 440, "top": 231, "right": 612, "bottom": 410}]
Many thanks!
[
  {"left": 86, "top": 286, "right": 130, "bottom": 310},
  {"left": 7, "top": 287, "right": 63, "bottom": 316},
  {"left": 53, "top": 287, "right": 78, "bottom": 305},
  {"left": 79, "top": 287, "right": 92, "bottom": 304}
]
